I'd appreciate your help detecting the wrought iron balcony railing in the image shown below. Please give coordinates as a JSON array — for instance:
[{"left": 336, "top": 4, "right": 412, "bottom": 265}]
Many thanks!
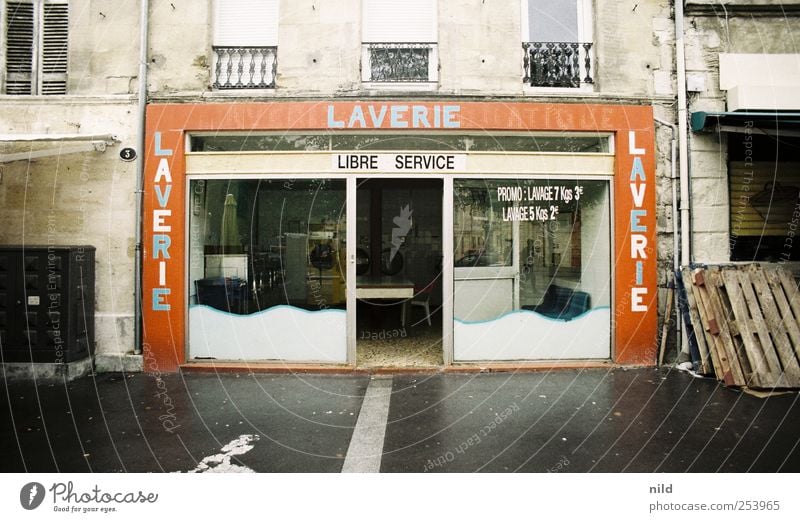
[
  {"left": 364, "top": 43, "right": 437, "bottom": 83},
  {"left": 523, "top": 42, "right": 594, "bottom": 88},
  {"left": 212, "top": 46, "right": 277, "bottom": 90}
]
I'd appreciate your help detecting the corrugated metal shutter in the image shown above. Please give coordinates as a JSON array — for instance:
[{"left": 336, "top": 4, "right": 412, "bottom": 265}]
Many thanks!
[
  {"left": 4, "top": 1, "right": 35, "bottom": 95},
  {"left": 214, "top": 0, "right": 279, "bottom": 47},
  {"left": 730, "top": 161, "right": 800, "bottom": 236},
  {"left": 41, "top": 0, "right": 68, "bottom": 95},
  {"left": 363, "top": 0, "right": 437, "bottom": 43}
]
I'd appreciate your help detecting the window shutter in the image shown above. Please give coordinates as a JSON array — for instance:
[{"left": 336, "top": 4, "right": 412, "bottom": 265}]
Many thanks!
[
  {"left": 214, "top": 0, "right": 279, "bottom": 47},
  {"left": 527, "top": 0, "right": 579, "bottom": 42},
  {"left": 363, "top": 0, "right": 437, "bottom": 43},
  {"left": 41, "top": 0, "right": 68, "bottom": 94},
  {"left": 5, "top": 1, "right": 35, "bottom": 94}
]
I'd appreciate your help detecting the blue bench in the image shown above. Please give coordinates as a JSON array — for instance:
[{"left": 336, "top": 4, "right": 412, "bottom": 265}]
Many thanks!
[
  {"left": 523, "top": 284, "right": 591, "bottom": 320},
  {"left": 195, "top": 277, "right": 248, "bottom": 314}
]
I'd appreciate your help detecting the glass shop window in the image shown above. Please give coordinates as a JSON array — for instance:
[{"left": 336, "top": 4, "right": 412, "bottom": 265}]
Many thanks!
[
  {"left": 188, "top": 179, "right": 347, "bottom": 314},
  {"left": 188, "top": 132, "right": 611, "bottom": 153},
  {"left": 453, "top": 178, "right": 611, "bottom": 360}
]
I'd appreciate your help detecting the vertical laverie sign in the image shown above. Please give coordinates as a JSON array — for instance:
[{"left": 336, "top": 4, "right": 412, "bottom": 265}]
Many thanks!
[
  {"left": 628, "top": 131, "right": 649, "bottom": 313},
  {"left": 151, "top": 132, "right": 173, "bottom": 311}
]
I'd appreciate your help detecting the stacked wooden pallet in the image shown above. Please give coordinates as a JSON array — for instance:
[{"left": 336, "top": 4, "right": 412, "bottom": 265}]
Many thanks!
[{"left": 680, "top": 264, "right": 800, "bottom": 389}]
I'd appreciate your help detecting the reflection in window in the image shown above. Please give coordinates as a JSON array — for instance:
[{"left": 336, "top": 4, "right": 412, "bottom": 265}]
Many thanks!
[
  {"left": 190, "top": 135, "right": 330, "bottom": 152},
  {"left": 188, "top": 133, "right": 610, "bottom": 153},
  {"left": 332, "top": 134, "right": 468, "bottom": 151},
  {"left": 453, "top": 178, "right": 611, "bottom": 360},
  {"left": 466, "top": 135, "right": 608, "bottom": 153},
  {"left": 454, "top": 181, "right": 513, "bottom": 268},
  {"left": 454, "top": 179, "right": 610, "bottom": 322},
  {"left": 517, "top": 182, "right": 610, "bottom": 319},
  {"left": 188, "top": 179, "right": 346, "bottom": 315}
]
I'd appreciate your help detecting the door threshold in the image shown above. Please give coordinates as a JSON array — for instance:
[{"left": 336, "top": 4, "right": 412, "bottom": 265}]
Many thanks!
[
  {"left": 181, "top": 361, "right": 443, "bottom": 374},
  {"left": 180, "top": 359, "right": 622, "bottom": 374},
  {"left": 446, "top": 360, "right": 618, "bottom": 372},
  {"left": 181, "top": 361, "right": 357, "bottom": 374}
]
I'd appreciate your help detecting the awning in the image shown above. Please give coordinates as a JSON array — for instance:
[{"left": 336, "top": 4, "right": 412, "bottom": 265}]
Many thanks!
[
  {"left": 0, "top": 133, "right": 118, "bottom": 163},
  {"left": 691, "top": 111, "right": 800, "bottom": 136}
]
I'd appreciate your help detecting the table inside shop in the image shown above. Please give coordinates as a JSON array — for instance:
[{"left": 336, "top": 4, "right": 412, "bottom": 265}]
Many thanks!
[
  {"left": 356, "top": 276, "right": 415, "bottom": 327},
  {"left": 356, "top": 275, "right": 415, "bottom": 299}
]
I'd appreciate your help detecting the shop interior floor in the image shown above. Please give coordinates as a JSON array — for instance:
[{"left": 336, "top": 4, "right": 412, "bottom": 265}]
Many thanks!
[{"left": 357, "top": 331, "right": 443, "bottom": 367}]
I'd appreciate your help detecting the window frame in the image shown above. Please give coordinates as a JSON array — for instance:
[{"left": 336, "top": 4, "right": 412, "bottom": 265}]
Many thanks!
[
  {"left": 361, "top": 0, "right": 439, "bottom": 89},
  {"left": 520, "top": 0, "right": 595, "bottom": 93},
  {"left": 210, "top": 0, "right": 279, "bottom": 92}
]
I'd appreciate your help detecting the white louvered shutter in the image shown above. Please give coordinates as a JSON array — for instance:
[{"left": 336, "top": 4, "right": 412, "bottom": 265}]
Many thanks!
[
  {"left": 527, "top": 0, "right": 579, "bottom": 42},
  {"left": 363, "top": 0, "right": 437, "bottom": 43},
  {"left": 4, "top": 1, "right": 35, "bottom": 94},
  {"left": 214, "top": 0, "right": 279, "bottom": 47},
  {"left": 41, "top": 0, "right": 68, "bottom": 94}
]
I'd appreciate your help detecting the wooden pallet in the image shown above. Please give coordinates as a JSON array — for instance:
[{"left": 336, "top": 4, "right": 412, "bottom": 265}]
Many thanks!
[
  {"left": 680, "top": 267, "right": 717, "bottom": 378},
  {"left": 680, "top": 264, "right": 800, "bottom": 389}
]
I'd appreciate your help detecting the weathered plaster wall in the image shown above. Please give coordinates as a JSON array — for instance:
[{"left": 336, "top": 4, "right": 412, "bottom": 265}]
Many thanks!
[
  {"left": 0, "top": 101, "right": 137, "bottom": 358},
  {"left": 147, "top": 0, "right": 212, "bottom": 94},
  {"left": 146, "top": 0, "right": 677, "bottom": 99},
  {"left": 653, "top": 104, "right": 679, "bottom": 355},
  {"left": 595, "top": 0, "right": 675, "bottom": 97},
  {"left": 1, "top": 2, "right": 140, "bottom": 363},
  {"left": 68, "top": 0, "right": 141, "bottom": 95},
  {"left": 277, "top": 0, "right": 362, "bottom": 95},
  {"left": 437, "top": 0, "right": 521, "bottom": 94}
]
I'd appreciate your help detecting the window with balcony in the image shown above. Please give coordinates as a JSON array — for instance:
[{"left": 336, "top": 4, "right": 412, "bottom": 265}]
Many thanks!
[
  {"left": 212, "top": 0, "right": 278, "bottom": 90},
  {"left": 1, "top": 0, "right": 68, "bottom": 95},
  {"left": 362, "top": 0, "right": 438, "bottom": 85},
  {"left": 521, "top": 0, "right": 594, "bottom": 89}
]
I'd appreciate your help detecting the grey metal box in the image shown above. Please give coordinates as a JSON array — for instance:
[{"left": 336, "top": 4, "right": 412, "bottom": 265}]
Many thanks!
[{"left": 0, "top": 246, "right": 95, "bottom": 363}]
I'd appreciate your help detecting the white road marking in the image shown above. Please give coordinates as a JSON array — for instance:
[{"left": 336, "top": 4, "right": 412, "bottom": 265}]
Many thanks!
[
  {"left": 342, "top": 377, "right": 393, "bottom": 473},
  {"left": 190, "top": 434, "right": 259, "bottom": 473}
]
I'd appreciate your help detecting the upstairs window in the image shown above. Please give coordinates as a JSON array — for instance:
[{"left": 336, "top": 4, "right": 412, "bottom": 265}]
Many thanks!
[
  {"left": 2, "top": 0, "right": 68, "bottom": 95},
  {"left": 212, "top": 0, "right": 278, "bottom": 90},
  {"left": 521, "top": 0, "right": 594, "bottom": 88},
  {"left": 362, "top": 0, "right": 438, "bottom": 85}
]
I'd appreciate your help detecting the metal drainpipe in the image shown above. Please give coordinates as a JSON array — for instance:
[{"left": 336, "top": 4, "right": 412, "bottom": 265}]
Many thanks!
[
  {"left": 654, "top": 116, "right": 682, "bottom": 360},
  {"left": 675, "top": 0, "right": 692, "bottom": 355},
  {"left": 133, "top": 0, "right": 149, "bottom": 356}
]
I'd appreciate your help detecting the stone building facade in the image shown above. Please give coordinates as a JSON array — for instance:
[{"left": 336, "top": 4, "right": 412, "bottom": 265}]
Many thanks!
[{"left": 2, "top": 0, "right": 717, "bottom": 372}]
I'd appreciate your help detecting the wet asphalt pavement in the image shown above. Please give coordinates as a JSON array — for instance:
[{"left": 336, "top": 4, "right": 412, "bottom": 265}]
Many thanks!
[{"left": 1, "top": 368, "right": 798, "bottom": 473}]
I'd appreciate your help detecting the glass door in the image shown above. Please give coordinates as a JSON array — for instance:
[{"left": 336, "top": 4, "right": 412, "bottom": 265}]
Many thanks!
[{"left": 354, "top": 178, "right": 444, "bottom": 367}]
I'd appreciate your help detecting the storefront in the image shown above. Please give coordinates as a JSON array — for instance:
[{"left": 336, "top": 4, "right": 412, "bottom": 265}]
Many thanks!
[{"left": 142, "top": 101, "right": 656, "bottom": 372}]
